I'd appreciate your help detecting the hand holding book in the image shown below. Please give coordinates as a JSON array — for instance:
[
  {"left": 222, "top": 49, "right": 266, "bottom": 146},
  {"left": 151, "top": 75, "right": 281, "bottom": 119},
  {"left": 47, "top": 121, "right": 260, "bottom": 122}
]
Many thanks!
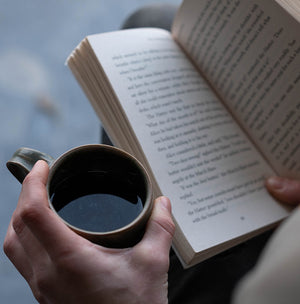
[
  {"left": 265, "top": 176, "right": 300, "bottom": 205},
  {"left": 67, "top": 0, "right": 299, "bottom": 267}
]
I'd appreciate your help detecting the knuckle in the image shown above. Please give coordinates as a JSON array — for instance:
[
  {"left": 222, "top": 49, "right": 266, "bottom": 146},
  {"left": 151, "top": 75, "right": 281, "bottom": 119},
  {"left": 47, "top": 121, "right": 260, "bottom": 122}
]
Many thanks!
[
  {"left": 28, "top": 275, "right": 48, "bottom": 304},
  {"left": 146, "top": 253, "right": 169, "bottom": 273},
  {"left": 12, "top": 213, "right": 26, "bottom": 236},
  {"left": 153, "top": 216, "right": 175, "bottom": 239},
  {"left": 148, "top": 251, "right": 168, "bottom": 268},
  {"left": 33, "top": 272, "right": 51, "bottom": 299},
  {"left": 19, "top": 202, "right": 41, "bottom": 226},
  {"left": 136, "top": 243, "right": 169, "bottom": 269},
  {"left": 30, "top": 261, "right": 53, "bottom": 303},
  {"left": 3, "top": 237, "right": 14, "bottom": 258},
  {"left": 36, "top": 276, "right": 49, "bottom": 293},
  {"left": 33, "top": 287, "right": 47, "bottom": 304},
  {"left": 163, "top": 217, "right": 176, "bottom": 237}
]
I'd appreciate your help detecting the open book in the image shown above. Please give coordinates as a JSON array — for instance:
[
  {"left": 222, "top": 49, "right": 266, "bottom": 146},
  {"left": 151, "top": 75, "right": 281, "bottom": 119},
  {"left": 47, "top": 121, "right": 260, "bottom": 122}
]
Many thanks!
[{"left": 67, "top": 0, "right": 300, "bottom": 268}]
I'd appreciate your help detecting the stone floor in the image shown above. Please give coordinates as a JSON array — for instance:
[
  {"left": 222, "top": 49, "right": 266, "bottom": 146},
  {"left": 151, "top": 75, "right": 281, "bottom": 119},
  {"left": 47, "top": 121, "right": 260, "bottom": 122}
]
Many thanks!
[{"left": 0, "top": 1, "right": 180, "bottom": 302}]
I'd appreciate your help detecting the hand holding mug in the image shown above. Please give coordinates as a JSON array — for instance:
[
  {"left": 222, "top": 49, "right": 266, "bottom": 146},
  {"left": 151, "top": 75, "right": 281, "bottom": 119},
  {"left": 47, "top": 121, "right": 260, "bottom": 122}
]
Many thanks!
[
  {"left": 4, "top": 160, "right": 175, "bottom": 304},
  {"left": 7, "top": 144, "right": 153, "bottom": 248}
]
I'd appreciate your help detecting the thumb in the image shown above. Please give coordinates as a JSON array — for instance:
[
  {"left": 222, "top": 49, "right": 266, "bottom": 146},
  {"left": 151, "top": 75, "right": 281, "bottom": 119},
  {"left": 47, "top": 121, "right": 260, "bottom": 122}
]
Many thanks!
[
  {"left": 265, "top": 177, "right": 300, "bottom": 205},
  {"left": 138, "top": 196, "right": 175, "bottom": 258},
  {"left": 19, "top": 160, "right": 50, "bottom": 206}
]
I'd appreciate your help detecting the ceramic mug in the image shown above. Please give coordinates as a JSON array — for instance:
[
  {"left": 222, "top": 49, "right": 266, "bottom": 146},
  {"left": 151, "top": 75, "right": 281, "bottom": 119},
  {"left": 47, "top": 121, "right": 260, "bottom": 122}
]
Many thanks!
[{"left": 7, "top": 144, "right": 153, "bottom": 248}]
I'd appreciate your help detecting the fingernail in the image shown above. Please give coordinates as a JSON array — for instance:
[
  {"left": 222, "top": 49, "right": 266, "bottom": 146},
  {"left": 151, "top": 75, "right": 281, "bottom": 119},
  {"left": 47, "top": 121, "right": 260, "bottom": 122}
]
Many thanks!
[{"left": 266, "top": 176, "right": 284, "bottom": 190}]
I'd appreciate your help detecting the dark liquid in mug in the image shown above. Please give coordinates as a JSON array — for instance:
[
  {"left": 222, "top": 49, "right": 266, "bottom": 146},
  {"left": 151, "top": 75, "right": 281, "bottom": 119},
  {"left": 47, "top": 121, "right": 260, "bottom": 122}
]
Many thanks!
[{"left": 50, "top": 172, "right": 144, "bottom": 232}]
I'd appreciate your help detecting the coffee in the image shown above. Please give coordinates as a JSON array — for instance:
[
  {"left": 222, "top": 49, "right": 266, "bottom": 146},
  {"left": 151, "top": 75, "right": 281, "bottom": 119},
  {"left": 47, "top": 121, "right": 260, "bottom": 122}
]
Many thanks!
[{"left": 50, "top": 171, "right": 144, "bottom": 232}]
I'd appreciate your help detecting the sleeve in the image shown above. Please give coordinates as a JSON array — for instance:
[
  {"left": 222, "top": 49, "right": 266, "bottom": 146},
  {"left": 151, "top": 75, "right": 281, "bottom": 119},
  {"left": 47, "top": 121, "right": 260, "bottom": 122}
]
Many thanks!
[{"left": 232, "top": 207, "right": 300, "bottom": 304}]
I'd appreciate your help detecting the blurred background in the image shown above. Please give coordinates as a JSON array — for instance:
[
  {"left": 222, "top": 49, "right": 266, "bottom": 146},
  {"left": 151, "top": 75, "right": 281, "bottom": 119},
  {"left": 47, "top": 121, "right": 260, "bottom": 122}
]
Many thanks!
[{"left": 0, "top": 1, "right": 180, "bottom": 302}]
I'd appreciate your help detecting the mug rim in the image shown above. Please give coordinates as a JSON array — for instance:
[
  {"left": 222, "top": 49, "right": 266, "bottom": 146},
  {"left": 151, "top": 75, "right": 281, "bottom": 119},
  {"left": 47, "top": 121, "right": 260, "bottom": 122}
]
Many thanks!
[{"left": 46, "top": 144, "right": 153, "bottom": 237}]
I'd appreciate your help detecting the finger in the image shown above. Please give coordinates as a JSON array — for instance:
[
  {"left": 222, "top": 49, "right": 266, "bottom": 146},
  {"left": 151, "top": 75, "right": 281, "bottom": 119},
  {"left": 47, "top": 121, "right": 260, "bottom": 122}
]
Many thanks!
[
  {"left": 13, "top": 160, "right": 51, "bottom": 261},
  {"left": 3, "top": 221, "right": 33, "bottom": 280},
  {"left": 18, "top": 160, "right": 49, "bottom": 206},
  {"left": 12, "top": 212, "right": 50, "bottom": 269},
  {"left": 136, "top": 196, "right": 175, "bottom": 265},
  {"left": 265, "top": 176, "right": 300, "bottom": 205},
  {"left": 18, "top": 160, "right": 86, "bottom": 260},
  {"left": 4, "top": 159, "right": 50, "bottom": 279}
]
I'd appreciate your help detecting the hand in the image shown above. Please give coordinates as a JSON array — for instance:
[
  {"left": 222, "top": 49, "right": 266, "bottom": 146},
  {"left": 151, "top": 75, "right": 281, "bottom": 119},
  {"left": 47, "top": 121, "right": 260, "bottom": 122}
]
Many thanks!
[
  {"left": 3, "top": 160, "right": 175, "bottom": 304},
  {"left": 265, "top": 176, "right": 300, "bottom": 205}
]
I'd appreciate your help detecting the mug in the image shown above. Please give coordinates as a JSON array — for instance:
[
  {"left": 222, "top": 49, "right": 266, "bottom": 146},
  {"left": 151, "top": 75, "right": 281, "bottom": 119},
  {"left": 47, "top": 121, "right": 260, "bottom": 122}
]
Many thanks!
[{"left": 7, "top": 144, "right": 153, "bottom": 248}]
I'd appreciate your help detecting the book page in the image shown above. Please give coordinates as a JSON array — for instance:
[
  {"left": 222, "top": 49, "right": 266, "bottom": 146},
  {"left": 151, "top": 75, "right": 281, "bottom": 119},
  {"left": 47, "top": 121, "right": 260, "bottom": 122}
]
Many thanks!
[
  {"left": 84, "top": 28, "right": 288, "bottom": 256},
  {"left": 172, "top": 0, "right": 300, "bottom": 178}
]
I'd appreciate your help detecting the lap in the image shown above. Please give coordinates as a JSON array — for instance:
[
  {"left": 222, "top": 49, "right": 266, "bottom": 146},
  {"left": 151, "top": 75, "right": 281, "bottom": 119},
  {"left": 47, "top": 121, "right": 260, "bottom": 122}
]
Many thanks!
[{"left": 168, "top": 230, "right": 273, "bottom": 304}]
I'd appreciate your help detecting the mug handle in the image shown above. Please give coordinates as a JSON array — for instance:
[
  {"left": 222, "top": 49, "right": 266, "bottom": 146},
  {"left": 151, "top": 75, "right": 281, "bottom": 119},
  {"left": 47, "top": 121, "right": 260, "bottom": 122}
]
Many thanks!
[{"left": 6, "top": 147, "right": 55, "bottom": 183}]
